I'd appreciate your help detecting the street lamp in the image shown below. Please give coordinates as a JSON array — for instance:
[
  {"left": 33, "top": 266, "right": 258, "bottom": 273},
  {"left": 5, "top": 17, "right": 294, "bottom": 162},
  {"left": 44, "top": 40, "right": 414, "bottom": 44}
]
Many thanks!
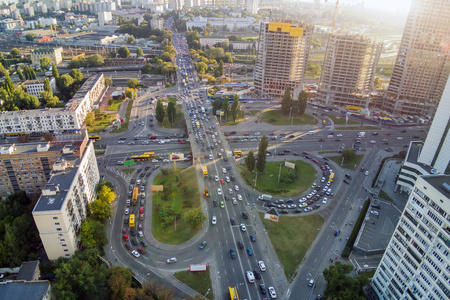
[{"left": 253, "top": 170, "right": 258, "bottom": 189}]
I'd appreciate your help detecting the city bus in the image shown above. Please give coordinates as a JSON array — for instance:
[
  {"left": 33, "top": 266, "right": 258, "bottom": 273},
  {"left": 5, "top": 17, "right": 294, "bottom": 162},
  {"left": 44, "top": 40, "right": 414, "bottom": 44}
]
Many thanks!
[
  {"left": 131, "top": 152, "right": 156, "bottom": 161},
  {"left": 202, "top": 166, "right": 208, "bottom": 177},
  {"left": 233, "top": 150, "right": 243, "bottom": 157},
  {"left": 229, "top": 286, "right": 239, "bottom": 300},
  {"left": 88, "top": 136, "right": 101, "bottom": 141},
  {"left": 329, "top": 172, "right": 335, "bottom": 182},
  {"left": 196, "top": 121, "right": 200, "bottom": 129},
  {"left": 129, "top": 214, "right": 135, "bottom": 228},
  {"left": 131, "top": 187, "right": 139, "bottom": 205},
  {"left": 322, "top": 120, "right": 326, "bottom": 125}
]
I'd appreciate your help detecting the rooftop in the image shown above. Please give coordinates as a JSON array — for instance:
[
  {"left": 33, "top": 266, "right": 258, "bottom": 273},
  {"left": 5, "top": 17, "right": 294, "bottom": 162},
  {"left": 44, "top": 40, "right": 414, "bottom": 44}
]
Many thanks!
[
  {"left": 30, "top": 47, "right": 62, "bottom": 54},
  {"left": 405, "top": 142, "right": 434, "bottom": 173},
  {"left": 422, "top": 174, "right": 450, "bottom": 199},
  {"left": 0, "top": 280, "right": 50, "bottom": 300},
  {"left": 16, "top": 261, "right": 39, "bottom": 281},
  {"left": 0, "top": 142, "right": 63, "bottom": 156}
]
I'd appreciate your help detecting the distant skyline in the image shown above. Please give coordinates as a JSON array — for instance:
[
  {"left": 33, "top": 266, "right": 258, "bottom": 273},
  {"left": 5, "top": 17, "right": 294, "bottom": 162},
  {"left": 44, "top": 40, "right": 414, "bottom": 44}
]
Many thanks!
[{"left": 303, "top": 0, "right": 412, "bottom": 14}]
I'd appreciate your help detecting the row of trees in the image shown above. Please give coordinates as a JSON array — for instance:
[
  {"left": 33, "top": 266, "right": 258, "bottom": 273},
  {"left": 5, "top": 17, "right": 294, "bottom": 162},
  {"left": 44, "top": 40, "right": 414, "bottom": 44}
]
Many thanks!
[
  {"left": 155, "top": 98, "right": 177, "bottom": 125},
  {"left": 68, "top": 54, "right": 105, "bottom": 69},
  {"left": 211, "top": 94, "right": 241, "bottom": 122},
  {"left": 245, "top": 135, "right": 269, "bottom": 174},
  {"left": 281, "top": 87, "right": 308, "bottom": 117}
]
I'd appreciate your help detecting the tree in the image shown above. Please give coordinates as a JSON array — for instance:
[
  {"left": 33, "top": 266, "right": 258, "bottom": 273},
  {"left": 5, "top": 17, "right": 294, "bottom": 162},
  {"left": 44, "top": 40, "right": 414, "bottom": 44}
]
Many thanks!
[
  {"left": 167, "top": 101, "right": 176, "bottom": 125},
  {"left": 222, "top": 98, "right": 229, "bottom": 121},
  {"left": 51, "top": 63, "right": 59, "bottom": 78},
  {"left": 70, "top": 69, "right": 83, "bottom": 82},
  {"left": 296, "top": 90, "right": 308, "bottom": 116},
  {"left": 245, "top": 151, "right": 255, "bottom": 172},
  {"left": 118, "top": 46, "right": 130, "bottom": 58},
  {"left": 374, "top": 77, "right": 383, "bottom": 89},
  {"left": 281, "top": 87, "right": 292, "bottom": 115},
  {"left": 136, "top": 47, "right": 144, "bottom": 57},
  {"left": 25, "top": 33, "right": 35, "bottom": 41},
  {"left": 79, "top": 219, "right": 108, "bottom": 251},
  {"left": 41, "top": 91, "right": 60, "bottom": 107},
  {"left": 40, "top": 57, "right": 51, "bottom": 71},
  {"left": 155, "top": 100, "right": 165, "bottom": 124},
  {"left": 212, "top": 99, "right": 222, "bottom": 115},
  {"left": 230, "top": 94, "right": 240, "bottom": 121},
  {"left": 127, "top": 35, "right": 135, "bottom": 44},
  {"left": 214, "top": 60, "right": 224, "bottom": 77},
  {"left": 104, "top": 77, "right": 112, "bottom": 86},
  {"left": 0, "top": 62, "right": 8, "bottom": 77},
  {"left": 256, "top": 135, "right": 268, "bottom": 173},
  {"left": 87, "top": 54, "right": 104, "bottom": 67},
  {"left": 3, "top": 74, "right": 14, "bottom": 96},
  {"left": 107, "top": 267, "right": 133, "bottom": 300},
  {"left": 341, "top": 149, "right": 356, "bottom": 163},
  {"left": 143, "top": 63, "right": 152, "bottom": 74},
  {"left": 323, "top": 261, "right": 367, "bottom": 299},
  {"left": 89, "top": 185, "right": 116, "bottom": 221},
  {"left": 184, "top": 208, "right": 206, "bottom": 228},
  {"left": 84, "top": 112, "right": 95, "bottom": 127},
  {"left": 10, "top": 48, "right": 20, "bottom": 58},
  {"left": 124, "top": 88, "right": 137, "bottom": 99},
  {"left": 16, "top": 66, "right": 24, "bottom": 80},
  {"left": 127, "top": 78, "right": 140, "bottom": 89},
  {"left": 43, "top": 78, "right": 52, "bottom": 93}
]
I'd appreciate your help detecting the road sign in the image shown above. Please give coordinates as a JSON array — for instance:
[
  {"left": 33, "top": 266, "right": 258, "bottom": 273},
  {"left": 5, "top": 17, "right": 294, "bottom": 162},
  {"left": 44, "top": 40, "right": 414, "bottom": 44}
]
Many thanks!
[
  {"left": 151, "top": 185, "right": 164, "bottom": 192},
  {"left": 169, "top": 153, "right": 185, "bottom": 161},
  {"left": 124, "top": 160, "right": 134, "bottom": 166}
]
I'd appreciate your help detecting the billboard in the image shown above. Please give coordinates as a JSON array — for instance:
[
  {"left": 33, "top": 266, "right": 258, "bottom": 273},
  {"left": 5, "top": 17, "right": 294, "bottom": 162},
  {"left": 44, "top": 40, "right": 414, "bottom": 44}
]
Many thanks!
[
  {"left": 150, "top": 185, "right": 164, "bottom": 192},
  {"left": 264, "top": 213, "right": 279, "bottom": 222},
  {"left": 284, "top": 161, "right": 295, "bottom": 169},
  {"left": 169, "top": 153, "right": 185, "bottom": 161},
  {"left": 189, "top": 264, "right": 207, "bottom": 272}
]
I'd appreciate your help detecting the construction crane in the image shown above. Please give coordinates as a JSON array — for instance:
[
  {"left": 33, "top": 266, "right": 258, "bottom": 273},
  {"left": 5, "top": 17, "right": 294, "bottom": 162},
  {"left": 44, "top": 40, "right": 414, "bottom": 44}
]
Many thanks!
[{"left": 325, "top": 0, "right": 340, "bottom": 33}]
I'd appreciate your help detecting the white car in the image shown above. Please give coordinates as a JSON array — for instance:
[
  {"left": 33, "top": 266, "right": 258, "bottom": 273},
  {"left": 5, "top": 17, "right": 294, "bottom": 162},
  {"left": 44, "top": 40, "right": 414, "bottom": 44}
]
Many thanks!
[
  {"left": 370, "top": 140, "right": 376, "bottom": 144},
  {"left": 118, "top": 140, "right": 125, "bottom": 144},
  {"left": 259, "top": 260, "right": 266, "bottom": 271},
  {"left": 225, "top": 176, "right": 230, "bottom": 183},
  {"left": 299, "top": 203, "right": 308, "bottom": 208},
  {"left": 232, "top": 198, "right": 237, "bottom": 205},
  {"left": 215, "top": 175, "right": 219, "bottom": 181},
  {"left": 240, "top": 224, "right": 247, "bottom": 232},
  {"left": 336, "top": 134, "right": 343, "bottom": 137},
  {"left": 131, "top": 250, "right": 140, "bottom": 258},
  {"left": 299, "top": 197, "right": 307, "bottom": 203},
  {"left": 321, "top": 177, "right": 326, "bottom": 182},
  {"left": 322, "top": 197, "right": 328, "bottom": 204},
  {"left": 222, "top": 168, "right": 227, "bottom": 173},
  {"left": 234, "top": 185, "right": 239, "bottom": 191},
  {"left": 138, "top": 231, "right": 143, "bottom": 237},
  {"left": 370, "top": 210, "right": 379, "bottom": 216},
  {"left": 152, "top": 159, "right": 159, "bottom": 163},
  {"left": 209, "top": 155, "right": 213, "bottom": 160},
  {"left": 228, "top": 188, "right": 234, "bottom": 194},
  {"left": 126, "top": 199, "right": 131, "bottom": 206},
  {"left": 217, "top": 188, "right": 222, "bottom": 195},
  {"left": 166, "top": 257, "right": 177, "bottom": 264},
  {"left": 237, "top": 194, "right": 243, "bottom": 201},
  {"left": 212, "top": 215, "right": 217, "bottom": 225},
  {"left": 268, "top": 286, "right": 277, "bottom": 299},
  {"left": 125, "top": 208, "right": 130, "bottom": 215},
  {"left": 365, "top": 171, "right": 369, "bottom": 176},
  {"left": 396, "top": 136, "right": 403, "bottom": 140},
  {"left": 158, "top": 140, "right": 165, "bottom": 144},
  {"left": 163, "top": 159, "right": 169, "bottom": 163}
]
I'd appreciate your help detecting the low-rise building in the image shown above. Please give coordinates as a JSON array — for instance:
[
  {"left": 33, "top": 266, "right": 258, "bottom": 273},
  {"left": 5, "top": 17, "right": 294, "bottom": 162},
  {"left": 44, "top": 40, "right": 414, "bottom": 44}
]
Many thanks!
[
  {"left": 23, "top": 78, "right": 56, "bottom": 98},
  {"left": 30, "top": 48, "right": 63, "bottom": 66},
  {"left": 186, "top": 16, "right": 255, "bottom": 32},
  {"left": 199, "top": 36, "right": 229, "bottom": 48},
  {"left": 0, "top": 281, "right": 51, "bottom": 300}
]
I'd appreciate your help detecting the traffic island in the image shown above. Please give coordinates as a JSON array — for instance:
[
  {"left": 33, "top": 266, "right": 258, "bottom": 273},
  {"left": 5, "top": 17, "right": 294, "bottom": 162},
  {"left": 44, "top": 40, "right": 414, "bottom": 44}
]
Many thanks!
[
  {"left": 238, "top": 160, "right": 316, "bottom": 197},
  {"left": 259, "top": 212, "right": 325, "bottom": 281},
  {"left": 174, "top": 269, "right": 213, "bottom": 300},
  {"left": 260, "top": 110, "right": 317, "bottom": 126},
  {"left": 151, "top": 167, "right": 203, "bottom": 244}
]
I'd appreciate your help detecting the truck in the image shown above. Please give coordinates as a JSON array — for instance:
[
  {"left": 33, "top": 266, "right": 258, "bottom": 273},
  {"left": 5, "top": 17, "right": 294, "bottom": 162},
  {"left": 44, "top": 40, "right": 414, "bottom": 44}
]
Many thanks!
[
  {"left": 257, "top": 194, "right": 272, "bottom": 202},
  {"left": 202, "top": 166, "right": 208, "bottom": 177},
  {"left": 357, "top": 132, "right": 366, "bottom": 137}
]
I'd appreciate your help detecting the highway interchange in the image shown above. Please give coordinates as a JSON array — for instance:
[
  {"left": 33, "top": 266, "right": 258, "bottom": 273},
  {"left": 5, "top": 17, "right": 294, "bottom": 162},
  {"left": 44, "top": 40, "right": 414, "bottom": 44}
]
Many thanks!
[{"left": 100, "top": 22, "right": 426, "bottom": 300}]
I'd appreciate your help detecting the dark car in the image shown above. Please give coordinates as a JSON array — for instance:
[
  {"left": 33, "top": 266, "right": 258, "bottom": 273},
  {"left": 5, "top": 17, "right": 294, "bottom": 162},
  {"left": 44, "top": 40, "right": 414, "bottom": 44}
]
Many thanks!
[
  {"left": 279, "top": 209, "right": 288, "bottom": 214},
  {"left": 345, "top": 174, "right": 352, "bottom": 180},
  {"left": 141, "top": 240, "right": 148, "bottom": 247},
  {"left": 343, "top": 179, "right": 350, "bottom": 185},
  {"left": 283, "top": 149, "right": 291, "bottom": 153},
  {"left": 237, "top": 241, "right": 244, "bottom": 249},
  {"left": 230, "top": 176, "right": 236, "bottom": 181},
  {"left": 293, "top": 209, "right": 302, "bottom": 214},
  {"left": 131, "top": 238, "right": 139, "bottom": 246},
  {"left": 285, "top": 199, "right": 294, "bottom": 203},
  {"left": 230, "top": 217, "right": 236, "bottom": 225},
  {"left": 259, "top": 284, "right": 267, "bottom": 294},
  {"left": 314, "top": 204, "right": 321, "bottom": 210},
  {"left": 265, "top": 203, "right": 276, "bottom": 208},
  {"left": 278, "top": 152, "right": 285, "bottom": 156},
  {"left": 247, "top": 247, "right": 253, "bottom": 256},
  {"left": 125, "top": 242, "right": 132, "bottom": 250},
  {"left": 130, "top": 228, "right": 136, "bottom": 236},
  {"left": 213, "top": 200, "right": 218, "bottom": 207},
  {"left": 230, "top": 248, "right": 236, "bottom": 259},
  {"left": 242, "top": 212, "right": 249, "bottom": 219},
  {"left": 250, "top": 234, "right": 256, "bottom": 242},
  {"left": 254, "top": 270, "right": 262, "bottom": 280},
  {"left": 372, "top": 204, "right": 381, "bottom": 209}
]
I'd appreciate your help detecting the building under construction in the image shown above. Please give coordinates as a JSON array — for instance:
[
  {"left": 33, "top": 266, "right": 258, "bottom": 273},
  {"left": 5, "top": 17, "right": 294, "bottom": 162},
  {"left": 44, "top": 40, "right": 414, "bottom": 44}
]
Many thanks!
[
  {"left": 316, "top": 34, "right": 382, "bottom": 108},
  {"left": 254, "top": 21, "right": 313, "bottom": 99}
]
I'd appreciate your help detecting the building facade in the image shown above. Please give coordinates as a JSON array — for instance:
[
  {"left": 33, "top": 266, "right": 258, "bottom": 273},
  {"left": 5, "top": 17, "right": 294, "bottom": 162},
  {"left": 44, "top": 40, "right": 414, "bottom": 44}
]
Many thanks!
[
  {"left": 199, "top": 36, "right": 229, "bottom": 48},
  {"left": 254, "top": 21, "right": 313, "bottom": 99},
  {"left": 32, "top": 137, "right": 99, "bottom": 260},
  {"left": 30, "top": 48, "right": 63, "bottom": 66},
  {"left": 186, "top": 16, "right": 255, "bottom": 32},
  {"left": 316, "top": 34, "right": 382, "bottom": 108},
  {"left": 23, "top": 78, "right": 57, "bottom": 98},
  {"left": 382, "top": 0, "right": 450, "bottom": 116},
  {"left": 246, "top": 0, "right": 259, "bottom": 14},
  {"left": 372, "top": 175, "right": 450, "bottom": 300}
]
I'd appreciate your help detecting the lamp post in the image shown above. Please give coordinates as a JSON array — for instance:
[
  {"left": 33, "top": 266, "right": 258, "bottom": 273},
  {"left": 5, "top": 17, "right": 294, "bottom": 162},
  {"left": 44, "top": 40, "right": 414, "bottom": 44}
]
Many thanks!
[
  {"left": 253, "top": 170, "right": 258, "bottom": 189},
  {"left": 278, "top": 163, "right": 282, "bottom": 184}
]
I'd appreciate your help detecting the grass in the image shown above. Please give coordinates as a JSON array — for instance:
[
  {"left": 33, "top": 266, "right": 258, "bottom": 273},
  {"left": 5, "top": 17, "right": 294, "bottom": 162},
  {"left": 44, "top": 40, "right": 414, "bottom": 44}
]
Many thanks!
[
  {"left": 325, "top": 114, "right": 359, "bottom": 125},
  {"left": 249, "top": 110, "right": 259, "bottom": 116},
  {"left": 329, "top": 154, "right": 364, "bottom": 170},
  {"left": 339, "top": 126, "right": 380, "bottom": 130},
  {"left": 152, "top": 167, "right": 201, "bottom": 244},
  {"left": 238, "top": 160, "right": 316, "bottom": 197},
  {"left": 88, "top": 113, "right": 115, "bottom": 133},
  {"left": 260, "top": 110, "right": 318, "bottom": 126},
  {"left": 107, "top": 99, "right": 123, "bottom": 111},
  {"left": 122, "top": 168, "right": 135, "bottom": 175},
  {"left": 342, "top": 199, "right": 369, "bottom": 257},
  {"left": 222, "top": 111, "right": 250, "bottom": 126},
  {"left": 378, "top": 190, "right": 393, "bottom": 202},
  {"left": 160, "top": 97, "right": 185, "bottom": 129},
  {"left": 260, "top": 212, "right": 325, "bottom": 281},
  {"left": 110, "top": 100, "right": 133, "bottom": 133},
  {"left": 174, "top": 270, "right": 213, "bottom": 300}
]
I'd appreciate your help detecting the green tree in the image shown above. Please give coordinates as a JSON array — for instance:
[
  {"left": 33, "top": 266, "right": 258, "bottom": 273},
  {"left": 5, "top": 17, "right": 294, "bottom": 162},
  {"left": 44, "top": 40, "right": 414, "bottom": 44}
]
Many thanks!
[
  {"left": 222, "top": 98, "right": 229, "bottom": 121},
  {"left": 51, "top": 63, "right": 59, "bottom": 78},
  {"left": 43, "top": 78, "right": 52, "bottom": 93},
  {"left": 281, "top": 87, "right": 292, "bottom": 115},
  {"left": 107, "top": 266, "right": 133, "bottom": 300},
  {"left": 184, "top": 208, "right": 206, "bottom": 228},
  {"left": 224, "top": 52, "right": 233, "bottom": 63},
  {"left": 124, "top": 88, "right": 137, "bottom": 99},
  {"left": 89, "top": 185, "right": 115, "bottom": 221},
  {"left": 136, "top": 47, "right": 144, "bottom": 57},
  {"left": 104, "top": 77, "right": 112, "bottom": 86},
  {"left": 342, "top": 149, "right": 356, "bottom": 163},
  {"left": 10, "top": 48, "right": 20, "bottom": 58},
  {"left": 374, "top": 77, "right": 383, "bottom": 89},
  {"left": 118, "top": 46, "right": 130, "bottom": 58},
  {"left": 84, "top": 112, "right": 95, "bottom": 127},
  {"left": 127, "top": 78, "right": 140, "bottom": 88},
  {"left": 127, "top": 35, "right": 135, "bottom": 44},
  {"left": 3, "top": 74, "right": 14, "bottom": 96},
  {"left": 87, "top": 54, "right": 104, "bottom": 67},
  {"left": 245, "top": 150, "right": 255, "bottom": 172},
  {"left": 167, "top": 101, "right": 176, "bottom": 125},
  {"left": 296, "top": 90, "right": 308, "bottom": 116},
  {"left": 323, "top": 261, "right": 367, "bottom": 299},
  {"left": 40, "top": 57, "right": 51, "bottom": 71},
  {"left": 17, "top": 66, "right": 24, "bottom": 80},
  {"left": 256, "top": 135, "right": 268, "bottom": 173},
  {"left": 230, "top": 94, "right": 240, "bottom": 121},
  {"left": 41, "top": 91, "right": 60, "bottom": 107},
  {"left": 212, "top": 99, "right": 222, "bottom": 115},
  {"left": 214, "top": 60, "right": 224, "bottom": 77},
  {"left": 0, "top": 62, "right": 8, "bottom": 77},
  {"left": 25, "top": 33, "right": 35, "bottom": 41},
  {"left": 155, "top": 100, "right": 165, "bottom": 124},
  {"left": 143, "top": 62, "right": 152, "bottom": 74},
  {"left": 70, "top": 69, "right": 83, "bottom": 82},
  {"left": 195, "top": 61, "right": 208, "bottom": 75},
  {"left": 79, "top": 219, "right": 108, "bottom": 251}
]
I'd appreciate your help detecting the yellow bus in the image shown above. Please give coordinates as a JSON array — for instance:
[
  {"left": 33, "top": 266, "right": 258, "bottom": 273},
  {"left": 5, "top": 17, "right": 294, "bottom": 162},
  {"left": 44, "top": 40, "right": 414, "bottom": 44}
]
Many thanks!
[
  {"left": 202, "top": 166, "right": 208, "bottom": 177},
  {"left": 329, "top": 172, "right": 335, "bottom": 182},
  {"left": 229, "top": 286, "right": 239, "bottom": 300},
  {"left": 196, "top": 121, "right": 200, "bottom": 129},
  {"left": 233, "top": 150, "right": 243, "bottom": 157},
  {"left": 88, "top": 136, "right": 101, "bottom": 141},
  {"left": 131, "top": 187, "right": 139, "bottom": 205},
  {"left": 322, "top": 120, "right": 326, "bottom": 125},
  {"left": 131, "top": 152, "right": 156, "bottom": 161},
  {"left": 144, "top": 152, "right": 156, "bottom": 157},
  {"left": 129, "top": 214, "right": 135, "bottom": 228}
]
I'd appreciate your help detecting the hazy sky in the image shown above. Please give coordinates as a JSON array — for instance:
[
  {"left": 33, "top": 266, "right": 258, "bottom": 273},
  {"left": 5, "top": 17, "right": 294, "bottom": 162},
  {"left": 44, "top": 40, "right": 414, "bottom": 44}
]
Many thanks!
[{"left": 304, "top": 0, "right": 413, "bottom": 13}]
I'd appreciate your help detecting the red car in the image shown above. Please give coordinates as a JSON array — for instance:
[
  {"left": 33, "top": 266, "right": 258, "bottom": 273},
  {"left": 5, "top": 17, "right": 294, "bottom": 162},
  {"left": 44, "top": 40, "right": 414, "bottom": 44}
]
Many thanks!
[
  {"left": 302, "top": 151, "right": 309, "bottom": 155},
  {"left": 123, "top": 234, "right": 129, "bottom": 242},
  {"left": 149, "top": 136, "right": 157, "bottom": 140},
  {"left": 385, "top": 133, "right": 391, "bottom": 135},
  {"left": 270, "top": 133, "right": 275, "bottom": 136},
  {"left": 139, "top": 207, "right": 144, "bottom": 214},
  {"left": 320, "top": 165, "right": 325, "bottom": 170},
  {"left": 178, "top": 140, "right": 185, "bottom": 144},
  {"left": 220, "top": 179, "right": 225, "bottom": 184},
  {"left": 312, "top": 158, "right": 319, "bottom": 163},
  {"left": 138, "top": 247, "right": 147, "bottom": 254}
]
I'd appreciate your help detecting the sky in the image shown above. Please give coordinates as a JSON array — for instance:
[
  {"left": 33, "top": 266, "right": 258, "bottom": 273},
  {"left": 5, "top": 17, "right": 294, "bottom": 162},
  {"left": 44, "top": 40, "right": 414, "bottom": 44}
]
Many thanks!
[{"left": 304, "top": 0, "right": 413, "bottom": 13}]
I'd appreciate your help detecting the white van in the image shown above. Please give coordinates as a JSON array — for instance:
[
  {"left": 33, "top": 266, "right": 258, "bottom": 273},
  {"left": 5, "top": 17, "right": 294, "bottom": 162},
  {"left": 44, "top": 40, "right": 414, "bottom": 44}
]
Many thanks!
[
  {"left": 246, "top": 271, "right": 255, "bottom": 283},
  {"left": 117, "top": 161, "right": 124, "bottom": 165},
  {"left": 136, "top": 179, "right": 141, "bottom": 185},
  {"left": 307, "top": 131, "right": 315, "bottom": 135}
]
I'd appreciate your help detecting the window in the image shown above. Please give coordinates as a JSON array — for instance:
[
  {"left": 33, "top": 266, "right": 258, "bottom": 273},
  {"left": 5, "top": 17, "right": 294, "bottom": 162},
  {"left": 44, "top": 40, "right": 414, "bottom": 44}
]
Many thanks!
[
  {"left": 62, "top": 244, "right": 67, "bottom": 247},
  {"left": 57, "top": 228, "right": 62, "bottom": 231},
  {"left": 60, "top": 239, "right": 65, "bottom": 242},
  {"left": 55, "top": 223, "right": 60, "bottom": 226}
]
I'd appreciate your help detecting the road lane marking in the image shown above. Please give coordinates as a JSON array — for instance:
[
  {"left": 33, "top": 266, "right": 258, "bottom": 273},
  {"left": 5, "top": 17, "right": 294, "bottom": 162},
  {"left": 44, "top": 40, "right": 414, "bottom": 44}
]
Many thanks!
[{"left": 184, "top": 258, "right": 194, "bottom": 262}]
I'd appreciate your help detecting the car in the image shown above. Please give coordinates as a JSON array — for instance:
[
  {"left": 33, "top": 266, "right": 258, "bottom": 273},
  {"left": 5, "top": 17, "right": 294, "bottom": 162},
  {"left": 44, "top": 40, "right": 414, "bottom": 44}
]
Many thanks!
[
  {"left": 217, "top": 188, "right": 222, "bottom": 195},
  {"left": 199, "top": 241, "right": 207, "bottom": 249},
  {"left": 230, "top": 176, "right": 236, "bottom": 181},
  {"left": 222, "top": 168, "right": 227, "bottom": 173},
  {"left": 214, "top": 175, "right": 219, "bottom": 182},
  {"left": 230, "top": 248, "right": 236, "bottom": 259},
  {"left": 220, "top": 178, "right": 225, "bottom": 185},
  {"left": 397, "top": 136, "right": 403, "bottom": 140},
  {"left": 130, "top": 228, "right": 136, "bottom": 236},
  {"left": 240, "top": 224, "right": 247, "bottom": 232},
  {"left": 293, "top": 209, "right": 302, "bottom": 214},
  {"left": 228, "top": 188, "right": 234, "bottom": 194},
  {"left": 139, "top": 207, "right": 144, "bottom": 214},
  {"left": 138, "top": 231, "right": 143, "bottom": 238},
  {"left": 249, "top": 233, "right": 256, "bottom": 242},
  {"left": 372, "top": 204, "right": 381, "bottom": 209},
  {"left": 225, "top": 176, "right": 230, "bottom": 182},
  {"left": 370, "top": 140, "right": 376, "bottom": 144},
  {"left": 247, "top": 247, "right": 253, "bottom": 256},
  {"left": 125, "top": 242, "right": 132, "bottom": 250},
  {"left": 212, "top": 215, "right": 217, "bottom": 224},
  {"left": 370, "top": 210, "right": 379, "bottom": 216},
  {"left": 234, "top": 185, "right": 239, "bottom": 191},
  {"left": 220, "top": 201, "right": 225, "bottom": 208},
  {"left": 365, "top": 170, "right": 369, "bottom": 176},
  {"left": 302, "top": 151, "right": 309, "bottom": 155},
  {"left": 277, "top": 204, "right": 286, "bottom": 209},
  {"left": 232, "top": 197, "right": 237, "bottom": 204},
  {"left": 287, "top": 204, "right": 297, "bottom": 209},
  {"left": 166, "top": 257, "right": 177, "bottom": 264},
  {"left": 123, "top": 234, "right": 129, "bottom": 242},
  {"left": 131, "top": 238, "right": 139, "bottom": 246},
  {"left": 209, "top": 155, "right": 213, "bottom": 160},
  {"left": 345, "top": 174, "right": 352, "bottom": 180},
  {"left": 268, "top": 286, "right": 277, "bottom": 299},
  {"left": 279, "top": 209, "right": 288, "bottom": 214},
  {"left": 321, "top": 177, "right": 326, "bottom": 183},
  {"left": 140, "top": 213, "right": 144, "bottom": 221},
  {"left": 241, "top": 211, "right": 249, "bottom": 219},
  {"left": 237, "top": 240, "right": 244, "bottom": 249},
  {"left": 138, "top": 247, "right": 147, "bottom": 254},
  {"left": 125, "top": 208, "right": 130, "bottom": 215},
  {"left": 230, "top": 217, "right": 236, "bottom": 225},
  {"left": 299, "top": 203, "right": 308, "bottom": 208},
  {"left": 304, "top": 207, "right": 313, "bottom": 212},
  {"left": 259, "top": 261, "right": 266, "bottom": 271},
  {"left": 260, "top": 284, "right": 267, "bottom": 294},
  {"left": 322, "top": 197, "right": 328, "bottom": 204},
  {"left": 254, "top": 270, "right": 262, "bottom": 280},
  {"left": 343, "top": 179, "right": 350, "bottom": 184},
  {"left": 237, "top": 194, "right": 243, "bottom": 201},
  {"left": 213, "top": 200, "right": 218, "bottom": 207}
]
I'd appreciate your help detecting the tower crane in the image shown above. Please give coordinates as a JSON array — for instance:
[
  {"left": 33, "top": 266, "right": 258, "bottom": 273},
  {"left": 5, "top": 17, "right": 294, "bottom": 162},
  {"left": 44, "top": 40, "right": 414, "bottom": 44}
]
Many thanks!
[{"left": 325, "top": 0, "right": 340, "bottom": 33}]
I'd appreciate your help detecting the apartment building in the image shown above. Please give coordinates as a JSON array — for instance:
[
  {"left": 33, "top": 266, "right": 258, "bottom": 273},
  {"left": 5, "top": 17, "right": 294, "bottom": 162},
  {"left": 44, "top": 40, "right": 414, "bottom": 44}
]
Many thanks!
[
  {"left": 246, "top": 0, "right": 259, "bottom": 14},
  {"left": 372, "top": 174, "right": 450, "bottom": 299},
  {"left": 32, "top": 137, "right": 99, "bottom": 260},
  {"left": 30, "top": 48, "right": 63, "bottom": 66},
  {"left": 199, "top": 36, "right": 229, "bottom": 48},
  {"left": 382, "top": 0, "right": 450, "bottom": 116},
  {"left": 0, "top": 73, "right": 105, "bottom": 135},
  {"left": 396, "top": 76, "right": 450, "bottom": 194},
  {"left": 316, "top": 34, "right": 382, "bottom": 108},
  {"left": 186, "top": 17, "right": 255, "bottom": 32},
  {"left": 23, "top": 78, "right": 56, "bottom": 98},
  {"left": 254, "top": 21, "right": 313, "bottom": 99}
]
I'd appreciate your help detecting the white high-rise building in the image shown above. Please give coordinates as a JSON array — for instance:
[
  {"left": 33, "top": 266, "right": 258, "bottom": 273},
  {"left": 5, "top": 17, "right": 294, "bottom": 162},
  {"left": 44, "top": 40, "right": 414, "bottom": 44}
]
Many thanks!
[
  {"left": 372, "top": 174, "right": 450, "bottom": 299},
  {"left": 245, "top": 0, "right": 258, "bottom": 14}
]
